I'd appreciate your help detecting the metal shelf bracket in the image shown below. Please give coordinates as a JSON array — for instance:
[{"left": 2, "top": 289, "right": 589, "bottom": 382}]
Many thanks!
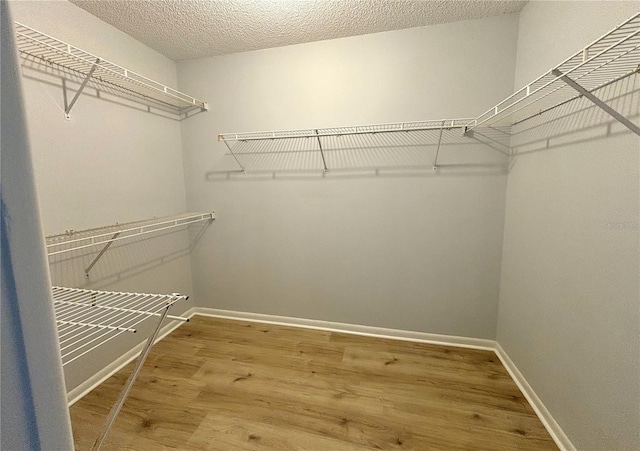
[
  {"left": 15, "top": 22, "right": 208, "bottom": 119},
  {"left": 432, "top": 121, "right": 446, "bottom": 171},
  {"left": 84, "top": 231, "right": 120, "bottom": 278},
  {"left": 315, "top": 129, "right": 328, "bottom": 173},
  {"left": 223, "top": 139, "right": 246, "bottom": 174},
  {"left": 552, "top": 69, "right": 640, "bottom": 137},
  {"left": 64, "top": 57, "right": 100, "bottom": 119}
]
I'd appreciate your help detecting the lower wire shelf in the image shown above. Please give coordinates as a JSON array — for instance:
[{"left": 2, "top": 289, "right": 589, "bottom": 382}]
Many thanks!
[{"left": 52, "top": 286, "right": 189, "bottom": 450}]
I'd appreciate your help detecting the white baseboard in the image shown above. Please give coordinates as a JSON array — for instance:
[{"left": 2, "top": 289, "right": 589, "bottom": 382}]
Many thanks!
[
  {"left": 66, "top": 307, "right": 197, "bottom": 407},
  {"left": 494, "top": 343, "right": 575, "bottom": 451},
  {"left": 65, "top": 306, "right": 574, "bottom": 451},
  {"left": 192, "top": 307, "right": 496, "bottom": 351}
]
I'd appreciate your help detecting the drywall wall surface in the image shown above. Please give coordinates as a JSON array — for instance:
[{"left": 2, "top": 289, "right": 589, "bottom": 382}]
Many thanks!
[
  {"left": 178, "top": 14, "right": 520, "bottom": 339},
  {"left": 9, "top": 0, "right": 196, "bottom": 392},
  {"left": 497, "top": 2, "right": 640, "bottom": 450},
  {"left": 1, "top": 7, "right": 73, "bottom": 448}
]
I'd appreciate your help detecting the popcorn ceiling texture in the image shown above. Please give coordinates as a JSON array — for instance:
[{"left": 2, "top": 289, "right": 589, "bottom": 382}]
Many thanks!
[{"left": 69, "top": 0, "right": 527, "bottom": 61}]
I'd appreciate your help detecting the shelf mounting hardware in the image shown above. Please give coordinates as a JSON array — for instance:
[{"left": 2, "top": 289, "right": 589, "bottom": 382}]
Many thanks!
[
  {"left": 222, "top": 139, "right": 246, "bottom": 174},
  {"left": 552, "top": 69, "right": 640, "bottom": 136},
  {"left": 51, "top": 287, "right": 189, "bottom": 449},
  {"left": 84, "top": 231, "right": 120, "bottom": 278},
  {"left": 15, "top": 22, "right": 209, "bottom": 118},
  {"left": 90, "top": 295, "right": 175, "bottom": 451},
  {"left": 315, "top": 129, "right": 328, "bottom": 173},
  {"left": 64, "top": 57, "right": 100, "bottom": 119},
  {"left": 432, "top": 120, "right": 446, "bottom": 171}
]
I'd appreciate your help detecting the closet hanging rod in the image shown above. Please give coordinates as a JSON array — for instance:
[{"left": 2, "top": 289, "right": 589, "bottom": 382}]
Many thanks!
[
  {"left": 14, "top": 22, "right": 209, "bottom": 117},
  {"left": 218, "top": 119, "right": 473, "bottom": 142},
  {"left": 466, "top": 12, "right": 640, "bottom": 133},
  {"left": 46, "top": 212, "right": 215, "bottom": 257}
]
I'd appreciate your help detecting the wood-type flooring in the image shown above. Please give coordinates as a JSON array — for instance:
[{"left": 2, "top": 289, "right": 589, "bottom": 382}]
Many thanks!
[{"left": 70, "top": 316, "right": 558, "bottom": 450}]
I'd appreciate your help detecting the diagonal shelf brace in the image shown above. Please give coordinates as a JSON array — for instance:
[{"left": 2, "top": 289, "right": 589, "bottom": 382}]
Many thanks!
[
  {"left": 552, "top": 69, "right": 640, "bottom": 137},
  {"left": 65, "top": 57, "right": 100, "bottom": 119},
  {"left": 432, "top": 121, "right": 446, "bottom": 171},
  {"left": 315, "top": 129, "right": 328, "bottom": 173},
  {"left": 90, "top": 299, "right": 173, "bottom": 451},
  {"left": 223, "top": 139, "right": 246, "bottom": 174},
  {"left": 84, "top": 232, "right": 120, "bottom": 277}
]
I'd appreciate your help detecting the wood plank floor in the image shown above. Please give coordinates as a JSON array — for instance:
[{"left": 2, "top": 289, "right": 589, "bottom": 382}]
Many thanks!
[{"left": 70, "top": 316, "right": 558, "bottom": 450}]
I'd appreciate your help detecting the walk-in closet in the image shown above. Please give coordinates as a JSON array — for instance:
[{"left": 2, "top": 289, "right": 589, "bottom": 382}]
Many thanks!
[{"left": 2, "top": 1, "right": 638, "bottom": 450}]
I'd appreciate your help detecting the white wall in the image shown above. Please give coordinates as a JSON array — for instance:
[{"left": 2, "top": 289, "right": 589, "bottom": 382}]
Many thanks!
[
  {"left": 178, "top": 14, "right": 519, "bottom": 339},
  {"left": 9, "top": 0, "right": 197, "bottom": 392},
  {"left": 497, "top": 2, "right": 640, "bottom": 450},
  {"left": 1, "top": 7, "right": 73, "bottom": 448}
]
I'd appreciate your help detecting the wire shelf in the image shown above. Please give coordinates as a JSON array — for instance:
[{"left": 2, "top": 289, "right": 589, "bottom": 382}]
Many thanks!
[
  {"left": 46, "top": 212, "right": 215, "bottom": 257},
  {"left": 467, "top": 12, "right": 640, "bottom": 130},
  {"left": 216, "top": 119, "right": 490, "bottom": 173},
  {"left": 218, "top": 119, "right": 472, "bottom": 142},
  {"left": 15, "top": 22, "right": 208, "bottom": 116},
  {"left": 52, "top": 286, "right": 187, "bottom": 366}
]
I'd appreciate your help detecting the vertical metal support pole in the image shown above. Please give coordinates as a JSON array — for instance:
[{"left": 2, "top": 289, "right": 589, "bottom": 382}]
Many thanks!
[
  {"left": 552, "top": 69, "right": 640, "bottom": 137},
  {"left": 90, "top": 300, "right": 173, "bottom": 451},
  {"left": 223, "top": 140, "right": 246, "bottom": 174},
  {"left": 64, "top": 58, "right": 100, "bottom": 119},
  {"left": 84, "top": 232, "right": 120, "bottom": 277},
  {"left": 315, "top": 129, "right": 328, "bottom": 173},
  {"left": 432, "top": 121, "right": 446, "bottom": 171}
]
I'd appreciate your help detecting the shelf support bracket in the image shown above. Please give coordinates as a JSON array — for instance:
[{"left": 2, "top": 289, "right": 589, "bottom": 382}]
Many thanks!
[
  {"left": 315, "top": 130, "right": 328, "bottom": 173},
  {"left": 432, "top": 121, "right": 446, "bottom": 171},
  {"left": 64, "top": 58, "right": 100, "bottom": 119},
  {"left": 552, "top": 69, "right": 640, "bottom": 137},
  {"left": 91, "top": 299, "right": 172, "bottom": 451},
  {"left": 223, "top": 140, "right": 246, "bottom": 174},
  {"left": 84, "top": 232, "right": 120, "bottom": 278}
]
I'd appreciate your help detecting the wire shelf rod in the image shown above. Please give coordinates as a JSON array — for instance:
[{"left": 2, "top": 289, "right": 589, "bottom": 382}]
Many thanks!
[
  {"left": 55, "top": 293, "right": 152, "bottom": 330},
  {"left": 46, "top": 212, "right": 214, "bottom": 256},
  {"left": 482, "top": 38, "right": 640, "bottom": 130},
  {"left": 15, "top": 22, "right": 208, "bottom": 114},
  {"left": 51, "top": 287, "right": 186, "bottom": 366},
  {"left": 56, "top": 299, "right": 155, "bottom": 344},
  {"left": 59, "top": 309, "right": 150, "bottom": 352},
  {"left": 467, "top": 12, "right": 640, "bottom": 130},
  {"left": 54, "top": 292, "right": 171, "bottom": 329},
  {"left": 55, "top": 298, "right": 143, "bottom": 331},
  {"left": 56, "top": 320, "right": 136, "bottom": 333},
  {"left": 218, "top": 119, "right": 473, "bottom": 142},
  {"left": 47, "top": 212, "right": 213, "bottom": 248},
  {"left": 57, "top": 299, "right": 188, "bottom": 325}
]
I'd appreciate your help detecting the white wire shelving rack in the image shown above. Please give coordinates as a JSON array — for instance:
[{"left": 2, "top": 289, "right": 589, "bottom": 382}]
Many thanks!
[
  {"left": 52, "top": 286, "right": 188, "bottom": 450},
  {"left": 47, "top": 212, "right": 215, "bottom": 448},
  {"left": 46, "top": 212, "right": 215, "bottom": 277},
  {"left": 465, "top": 12, "right": 640, "bottom": 136},
  {"left": 14, "top": 22, "right": 208, "bottom": 119},
  {"left": 217, "top": 119, "right": 477, "bottom": 173},
  {"left": 217, "top": 12, "right": 639, "bottom": 168},
  {"left": 53, "top": 286, "right": 187, "bottom": 366}
]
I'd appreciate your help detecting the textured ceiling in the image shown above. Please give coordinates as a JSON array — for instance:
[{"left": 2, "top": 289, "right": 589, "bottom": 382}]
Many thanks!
[{"left": 69, "top": 0, "right": 527, "bottom": 61}]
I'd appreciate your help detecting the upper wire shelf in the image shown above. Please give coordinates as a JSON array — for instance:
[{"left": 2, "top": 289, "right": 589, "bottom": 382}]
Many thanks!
[
  {"left": 53, "top": 286, "right": 187, "bottom": 366},
  {"left": 14, "top": 22, "right": 208, "bottom": 117},
  {"left": 216, "top": 119, "right": 497, "bottom": 174},
  {"left": 467, "top": 12, "right": 640, "bottom": 130},
  {"left": 218, "top": 119, "right": 472, "bottom": 142},
  {"left": 46, "top": 212, "right": 215, "bottom": 257}
]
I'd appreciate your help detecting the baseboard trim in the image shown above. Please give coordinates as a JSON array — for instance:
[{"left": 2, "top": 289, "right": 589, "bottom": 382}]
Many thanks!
[
  {"left": 66, "top": 307, "right": 198, "bottom": 407},
  {"left": 494, "top": 343, "right": 575, "bottom": 451},
  {"left": 192, "top": 307, "right": 496, "bottom": 350}
]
